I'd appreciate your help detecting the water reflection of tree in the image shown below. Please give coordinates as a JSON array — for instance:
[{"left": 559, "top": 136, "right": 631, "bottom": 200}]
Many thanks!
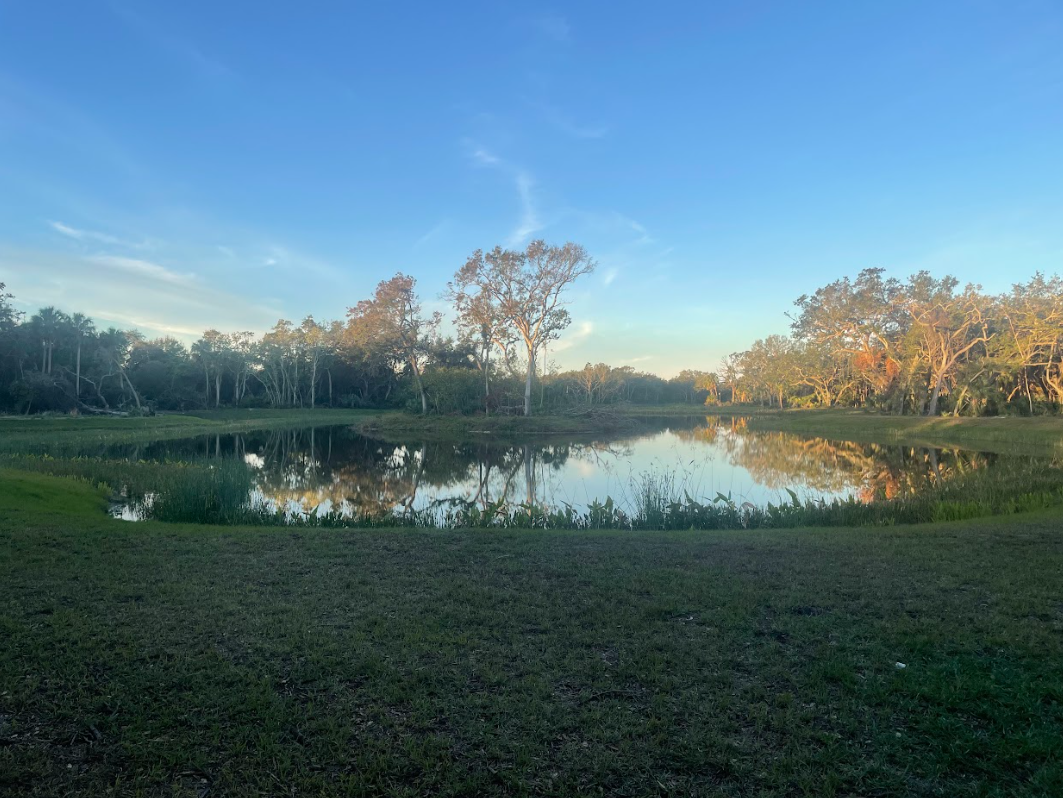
[
  {"left": 215, "top": 427, "right": 635, "bottom": 518},
  {"left": 676, "top": 416, "right": 993, "bottom": 501}
]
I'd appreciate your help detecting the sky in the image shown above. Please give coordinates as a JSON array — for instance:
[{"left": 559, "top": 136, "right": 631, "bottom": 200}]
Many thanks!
[{"left": 1, "top": 0, "right": 1061, "bottom": 377}]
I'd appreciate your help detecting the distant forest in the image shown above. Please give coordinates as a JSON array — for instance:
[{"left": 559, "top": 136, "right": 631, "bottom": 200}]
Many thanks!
[{"left": 2, "top": 241, "right": 1062, "bottom": 417}]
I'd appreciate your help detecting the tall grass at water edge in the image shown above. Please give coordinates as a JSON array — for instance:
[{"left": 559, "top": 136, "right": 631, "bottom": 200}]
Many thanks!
[{"left": 5, "top": 452, "right": 1063, "bottom": 530}]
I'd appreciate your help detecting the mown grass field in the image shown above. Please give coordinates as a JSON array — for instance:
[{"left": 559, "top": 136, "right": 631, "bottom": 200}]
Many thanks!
[{"left": 1, "top": 468, "right": 1061, "bottom": 797}]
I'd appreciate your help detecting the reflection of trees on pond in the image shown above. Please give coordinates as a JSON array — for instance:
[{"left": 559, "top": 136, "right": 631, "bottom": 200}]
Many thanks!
[
  {"left": 97, "top": 419, "right": 1014, "bottom": 515},
  {"left": 216, "top": 427, "right": 634, "bottom": 517},
  {"left": 675, "top": 416, "right": 993, "bottom": 500}
]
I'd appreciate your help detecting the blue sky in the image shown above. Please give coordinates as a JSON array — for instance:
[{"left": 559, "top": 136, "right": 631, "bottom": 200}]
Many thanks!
[{"left": 1, "top": 1, "right": 1061, "bottom": 376}]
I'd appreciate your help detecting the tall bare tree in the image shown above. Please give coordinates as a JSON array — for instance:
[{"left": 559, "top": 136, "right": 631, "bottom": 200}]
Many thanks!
[{"left": 451, "top": 240, "right": 595, "bottom": 416}]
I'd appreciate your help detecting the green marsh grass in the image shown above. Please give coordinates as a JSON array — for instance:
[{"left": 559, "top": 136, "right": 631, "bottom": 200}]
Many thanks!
[{"left": 10, "top": 450, "right": 1060, "bottom": 531}]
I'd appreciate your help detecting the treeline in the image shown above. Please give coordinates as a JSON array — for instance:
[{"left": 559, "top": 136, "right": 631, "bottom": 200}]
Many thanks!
[
  {"left": 0, "top": 240, "right": 712, "bottom": 416},
  {"left": 6, "top": 257, "right": 1061, "bottom": 418},
  {"left": 727, "top": 269, "right": 1063, "bottom": 416}
]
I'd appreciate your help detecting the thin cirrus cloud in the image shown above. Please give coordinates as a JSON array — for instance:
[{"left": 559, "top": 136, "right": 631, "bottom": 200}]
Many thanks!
[
  {"left": 510, "top": 171, "right": 543, "bottom": 245},
  {"left": 463, "top": 140, "right": 545, "bottom": 246},
  {"left": 50, "top": 220, "right": 151, "bottom": 249},
  {"left": 552, "top": 320, "right": 594, "bottom": 353},
  {"left": 87, "top": 254, "right": 196, "bottom": 285},
  {"left": 413, "top": 219, "right": 451, "bottom": 249},
  {"left": 0, "top": 245, "right": 282, "bottom": 341}
]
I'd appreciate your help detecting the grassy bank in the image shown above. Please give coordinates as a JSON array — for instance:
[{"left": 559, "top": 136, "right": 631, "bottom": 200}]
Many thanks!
[
  {"left": 1, "top": 470, "right": 1061, "bottom": 796},
  {"left": 611, "top": 404, "right": 1063, "bottom": 455},
  {"left": 354, "top": 408, "right": 649, "bottom": 440},
  {"left": 0, "top": 408, "right": 378, "bottom": 453},
  {"left": 356, "top": 405, "right": 1063, "bottom": 456},
  {"left": 738, "top": 409, "right": 1063, "bottom": 456}
]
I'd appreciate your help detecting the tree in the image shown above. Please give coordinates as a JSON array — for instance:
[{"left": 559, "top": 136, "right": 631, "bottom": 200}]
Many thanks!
[
  {"left": 452, "top": 241, "right": 595, "bottom": 416},
  {"left": 720, "top": 354, "right": 744, "bottom": 403},
  {"left": 255, "top": 321, "right": 300, "bottom": 408},
  {"left": 30, "top": 306, "right": 67, "bottom": 375},
  {"left": 902, "top": 273, "right": 992, "bottom": 416},
  {"left": 348, "top": 274, "right": 440, "bottom": 415},
  {"left": 445, "top": 281, "right": 515, "bottom": 413},
  {"left": 790, "top": 341, "right": 854, "bottom": 407},
  {"left": 740, "top": 336, "right": 794, "bottom": 408},
  {"left": 574, "top": 362, "right": 612, "bottom": 404},
  {"left": 301, "top": 317, "right": 330, "bottom": 408},
  {"left": 0, "top": 283, "right": 18, "bottom": 331},
  {"left": 993, "top": 274, "right": 1063, "bottom": 412},
  {"left": 192, "top": 329, "right": 230, "bottom": 408},
  {"left": 227, "top": 331, "right": 256, "bottom": 406},
  {"left": 94, "top": 328, "right": 142, "bottom": 409},
  {"left": 791, "top": 268, "right": 907, "bottom": 402},
  {"left": 698, "top": 372, "right": 720, "bottom": 404},
  {"left": 68, "top": 312, "right": 96, "bottom": 399}
]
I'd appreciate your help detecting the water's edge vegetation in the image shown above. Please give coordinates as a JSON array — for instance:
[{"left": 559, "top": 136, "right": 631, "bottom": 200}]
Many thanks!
[{"left": 3, "top": 408, "right": 1063, "bottom": 530}]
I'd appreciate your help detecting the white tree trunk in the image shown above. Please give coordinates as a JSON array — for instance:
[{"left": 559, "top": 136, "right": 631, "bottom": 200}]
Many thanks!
[{"left": 524, "top": 349, "right": 535, "bottom": 416}]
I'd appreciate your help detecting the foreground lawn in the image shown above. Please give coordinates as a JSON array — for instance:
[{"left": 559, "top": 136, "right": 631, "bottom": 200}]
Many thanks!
[{"left": 1, "top": 471, "right": 1061, "bottom": 797}]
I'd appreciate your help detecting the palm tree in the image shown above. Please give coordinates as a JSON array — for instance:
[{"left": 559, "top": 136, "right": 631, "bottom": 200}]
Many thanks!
[
  {"left": 68, "top": 313, "right": 96, "bottom": 398},
  {"left": 30, "top": 306, "right": 68, "bottom": 374}
]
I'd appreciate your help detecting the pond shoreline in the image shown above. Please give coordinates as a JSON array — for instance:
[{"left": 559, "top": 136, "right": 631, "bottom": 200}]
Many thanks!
[
  {"left": 6, "top": 405, "right": 1063, "bottom": 454},
  {"left": 355, "top": 406, "right": 1063, "bottom": 456}
]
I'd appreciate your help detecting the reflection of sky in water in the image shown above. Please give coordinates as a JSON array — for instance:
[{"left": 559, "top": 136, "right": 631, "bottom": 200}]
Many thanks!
[
  {"left": 494, "top": 430, "right": 856, "bottom": 514},
  {"left": 95, "top": 419, "right": 1010, "bottom": 520}
]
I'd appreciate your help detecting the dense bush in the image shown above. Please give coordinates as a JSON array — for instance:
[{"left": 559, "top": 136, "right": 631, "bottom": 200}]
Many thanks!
[{"left": 8, "top": 373, "right": 76, "bottom": 414}]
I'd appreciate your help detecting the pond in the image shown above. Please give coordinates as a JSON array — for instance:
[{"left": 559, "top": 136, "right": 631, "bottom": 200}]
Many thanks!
[{"left": 48, "top": 415, "right": 1044, "bottom": 525}]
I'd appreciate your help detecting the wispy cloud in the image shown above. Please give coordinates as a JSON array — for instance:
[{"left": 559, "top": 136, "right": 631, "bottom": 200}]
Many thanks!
[
  {"left": 1, "top": 245, "right": 282, "bottom": 341},
  {"left": 510, "top": 171, "right": 543, "bottom": 245},
  {"left": 603, "top": 268, "right": 618, "bottom": 286},
  {"left": 470, "top": 146, "right": 501, "bottom": 166},
  {"left": 85, "top": 309, "right": 204, "bottom": 338},
  {"left": 414, "top": 219, "right": 451, "bottom": 249},
  {"left": 621, "top": 355, "right": 654, "bottom": 364},
  {"left": 614, "top": 213, "right": 653, "bottom": 245},
  {"left": 257, "top": 244, "right": 344, "bottom": 280},
  {"left": 49, "top": 220, "right": 152, "bottom": 249},
  {"left": 88, "top": 255, "right": 196, "bottom": 285},
  {"left": 464, "top": 140, "right": 545, "bottom": 246},
  {"left": 552, "top": 320, "right": 595, "bottom": 353}
]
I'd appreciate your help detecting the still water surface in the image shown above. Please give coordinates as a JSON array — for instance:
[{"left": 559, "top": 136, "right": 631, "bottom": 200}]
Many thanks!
[{"left": 89, "top": 416, "right": 1027, "bottom": 520}]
